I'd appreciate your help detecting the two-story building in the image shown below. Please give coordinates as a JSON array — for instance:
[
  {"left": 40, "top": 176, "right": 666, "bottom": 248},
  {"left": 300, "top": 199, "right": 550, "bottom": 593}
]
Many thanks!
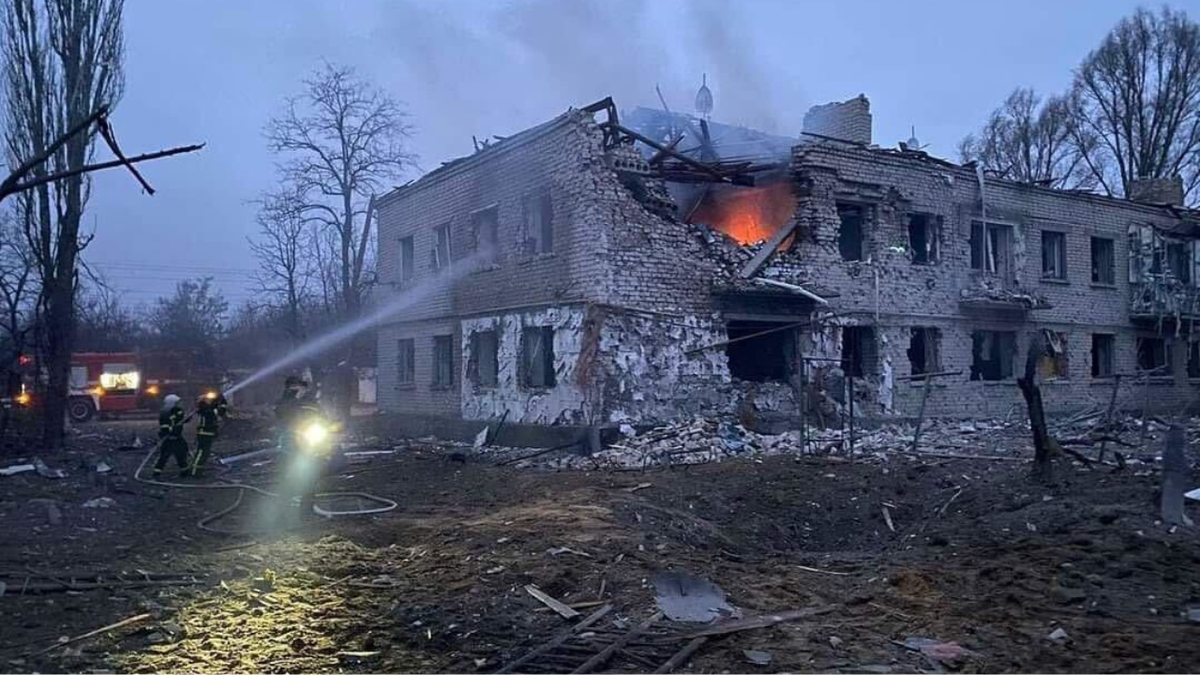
[{"left": 374, "top": 95, "right": 1200, "bottom": 436}]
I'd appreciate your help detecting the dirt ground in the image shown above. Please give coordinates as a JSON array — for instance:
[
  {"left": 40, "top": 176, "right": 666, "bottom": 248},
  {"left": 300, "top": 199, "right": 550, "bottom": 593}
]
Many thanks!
[{"left": 1, "top": 415, "right": 1199, "bottom": 674}]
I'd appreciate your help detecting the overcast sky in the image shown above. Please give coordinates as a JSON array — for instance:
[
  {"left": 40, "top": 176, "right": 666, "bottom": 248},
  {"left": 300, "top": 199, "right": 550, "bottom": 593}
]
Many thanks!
[{"left": 84, "top": 0, "right": 1161, "bottom": 307}]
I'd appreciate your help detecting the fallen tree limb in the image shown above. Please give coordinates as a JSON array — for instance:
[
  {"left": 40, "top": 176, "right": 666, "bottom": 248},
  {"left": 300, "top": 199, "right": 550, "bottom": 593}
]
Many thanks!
[{"left": 32, "top": 612, "right": 151, "bottom": 656}]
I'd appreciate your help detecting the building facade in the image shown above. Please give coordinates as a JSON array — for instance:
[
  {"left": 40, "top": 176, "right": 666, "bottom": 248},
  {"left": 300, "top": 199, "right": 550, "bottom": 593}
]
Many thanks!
[{"left": 374, "top": 97, "right": 1200, "bottom": 432}]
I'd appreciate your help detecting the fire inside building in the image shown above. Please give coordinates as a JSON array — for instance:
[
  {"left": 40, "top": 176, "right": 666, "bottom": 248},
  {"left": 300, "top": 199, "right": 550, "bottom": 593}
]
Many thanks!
[{"left": 374, "top": 92, "right": 1200, "bottom": 439}]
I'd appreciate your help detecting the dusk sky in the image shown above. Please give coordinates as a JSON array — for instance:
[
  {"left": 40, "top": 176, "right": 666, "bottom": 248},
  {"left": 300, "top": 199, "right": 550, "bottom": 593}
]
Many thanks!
[{"left": 84, "top": 0, "right": 1163, "bottom": 307}]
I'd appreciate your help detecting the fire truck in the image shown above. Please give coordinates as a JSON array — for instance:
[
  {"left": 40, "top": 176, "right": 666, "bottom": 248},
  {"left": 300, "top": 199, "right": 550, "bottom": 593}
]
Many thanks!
[
  {"left": 67, "top": 350, "right": 220, "bottom": 422},
  {"left": 68, "top": 352, "right": 155, "bottom": 422}
]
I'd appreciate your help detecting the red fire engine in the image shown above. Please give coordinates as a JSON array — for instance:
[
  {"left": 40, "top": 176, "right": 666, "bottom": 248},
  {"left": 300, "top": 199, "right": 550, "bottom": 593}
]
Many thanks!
[{"left": 68, "top": 350, "right": 219, "bottom": 422}]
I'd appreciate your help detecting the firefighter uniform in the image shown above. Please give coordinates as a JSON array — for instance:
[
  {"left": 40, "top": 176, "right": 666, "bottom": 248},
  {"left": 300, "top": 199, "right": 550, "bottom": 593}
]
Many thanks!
[
  {"left": 188, "top": 393, "right": 228, "bottom": 476},
  {"left": 154, "top": 395, "right": 189, "bottom": 475}
]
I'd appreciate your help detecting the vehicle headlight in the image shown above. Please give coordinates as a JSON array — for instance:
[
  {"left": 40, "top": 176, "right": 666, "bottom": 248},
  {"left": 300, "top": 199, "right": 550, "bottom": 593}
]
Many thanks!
[{"left": 301, "top": 422, "right": 329, "bottom": 447}]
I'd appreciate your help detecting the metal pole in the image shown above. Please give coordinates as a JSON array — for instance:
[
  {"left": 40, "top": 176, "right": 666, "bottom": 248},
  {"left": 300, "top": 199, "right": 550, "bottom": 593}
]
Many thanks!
[
  {"left": 799, "top": 357, "right": 808, "bottom": 453},
  {"left": 910, "top": 373, "right": 933, "bottom": 454},
  {"left": 848, "top": 373, "right": 855, "bottom": 455}
]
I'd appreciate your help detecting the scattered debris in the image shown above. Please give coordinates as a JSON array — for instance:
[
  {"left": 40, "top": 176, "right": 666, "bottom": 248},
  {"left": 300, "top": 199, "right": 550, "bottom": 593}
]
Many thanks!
[
  {"left": 81, "top": 497, "right": 117, "bottom": 509},
  {"left": 33, "top": 457, "right": 67, "bottom": 479},
  {"left": 95, "top": 461, "right": 112, "bottom": 474},
  {"left": 0, "top": 463, "right": 34, "bottom": 476},
  {"left": 1187, "top": 608, "right": 1200, "bottom": 624},
  {"left": 524, "top": 584, "right": 580, "bottom": 619},
  {"left": 896, "top": 637, "right": 978, "bottom": 666},
  {"left": 33, "top": 612, "right": 152, "bottom": 656},
  {"left": 546, "top": 546, "right": 591, "bottom": 558},
  {"left": 1048, "top": 627, "right": 1070, "bottom": 642},
  {"left": 829, "top": 635, "right": 844, "bottom": 648}
]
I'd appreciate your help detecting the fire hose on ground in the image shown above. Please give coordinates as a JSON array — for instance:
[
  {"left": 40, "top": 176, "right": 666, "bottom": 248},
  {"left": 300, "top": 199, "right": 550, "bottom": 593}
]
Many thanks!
[{"left": 132, "top": 409, "right": 397, "bottom": 534}]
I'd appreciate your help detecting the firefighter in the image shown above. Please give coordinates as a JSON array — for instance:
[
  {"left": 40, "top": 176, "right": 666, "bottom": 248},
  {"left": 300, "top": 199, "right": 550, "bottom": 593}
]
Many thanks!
[
  {"left": 153, "top": 394, "right": 190, "bottom": 476},
  {"left": 188, "top": 391, "right": 228, "bottom": 477}
]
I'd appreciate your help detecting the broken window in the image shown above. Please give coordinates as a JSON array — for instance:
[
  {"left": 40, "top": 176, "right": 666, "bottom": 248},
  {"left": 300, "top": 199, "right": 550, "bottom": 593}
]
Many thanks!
[
  {"left": 907, "top": 213, "right": 939, "bottom": 265},
  {"left": 396, "top": 338, "right": 415, "bottom": 385},
  {"left": 1041, "top": 230, "right": 1067, "bottom": 280},
  {"left": 472, "top": 208, "right": 498, "bottom": 265},
  {"left": 1189, "top": 342, "right": 1200, "bottom": 379},
  {"left": 1037, "top": 331, "right": 1069, "bottom": 379},
  {"left": 907, "top": 327, "right": 940, "bottom": 376},
  {"left": 726, "top": 321, "right": 794, "bottom": 382},
  {"left": 970, "top": 222, "right": 1014, "bottom": 276},
  {"left": 841, "top": 326, "right": 876, "bottom": 378},
  {"left": 433, "top": 223, "right": 452, "bottom": 272},
  {"left": 837, "top": 204, "right": 865, "bottom": 262},
  {"left": 432, "top": 335, "right": 454, "bottom": 387},
  {"left": 1091, "top": 237, "right": 1114, "bottom": 285},
  {"left": 1128, "top": 224, "right": 1163, "bottom": 282},
  {"left": 1167, "top": 242, "right": 1191, "bottom": 283},
  {"left": 468, "top": 330, "right": 499, "bottom": 388},
  {"left": 970, "top": 330, "right": 1016, "bottom": 381},
  {"left": 520, "top": 326, "right": 556, "bottom": 388},
  {"left": 399, "top": 236, "right": 414, "bottom": 282},
  {"left": 523, "top": 192, "right": 554, "bottom": 254},
  {"left": 1136, "top": 336, "right": 1170, "bottom": 375},
  {"left": 1091, "top": 334, "right": 1114, "bottom": 378}
]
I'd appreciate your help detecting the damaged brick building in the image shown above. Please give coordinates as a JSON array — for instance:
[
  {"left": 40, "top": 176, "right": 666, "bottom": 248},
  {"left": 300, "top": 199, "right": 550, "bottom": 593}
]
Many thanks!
[{"left": 374, "top": 94, "right": 1200, "bottom": 435}]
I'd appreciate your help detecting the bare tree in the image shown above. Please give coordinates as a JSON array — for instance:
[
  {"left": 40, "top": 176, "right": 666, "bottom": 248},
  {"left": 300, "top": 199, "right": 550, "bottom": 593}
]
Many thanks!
[
  {"left": 3, "top": 0, "right": 125, "bottom": 448},
  {"left": 75, "top": 279, "right": 144, "bottom": 352},
  {"left": 0, "top": 214, "right": 37, "bottom": 385},
  {"left": 960, "top": 88, "right": 1096, "bottom": 189},
  {"left": 1069, "top": 6, "right": 1200, "bottom": 203},
  {"left": 249, "top": 192, "right": 315, "bottom": 342},
  {"left": 265, "top": 62, "right": 415, "bottom": 320}
]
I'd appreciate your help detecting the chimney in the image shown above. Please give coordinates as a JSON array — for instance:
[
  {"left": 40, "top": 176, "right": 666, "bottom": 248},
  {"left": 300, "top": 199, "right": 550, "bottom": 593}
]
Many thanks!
[
  {"left": 802, "top": 94, "right": 872, "bottom": 145},
  {"left": 1127, "top": 175, "right": 1185, "bottom": 206}
]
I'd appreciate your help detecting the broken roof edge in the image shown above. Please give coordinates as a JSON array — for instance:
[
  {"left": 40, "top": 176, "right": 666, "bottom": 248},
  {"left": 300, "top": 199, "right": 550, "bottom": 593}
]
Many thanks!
[
  {"left": 377, "top": 107, "right": 587, "bottom": 208},
  {"left": 795, "top": 141, "right": 1199, "bottom": 221}
]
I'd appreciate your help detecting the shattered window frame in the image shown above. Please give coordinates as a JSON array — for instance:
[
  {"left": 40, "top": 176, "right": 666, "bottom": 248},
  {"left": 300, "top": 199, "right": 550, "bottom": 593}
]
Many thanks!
[
  {"left": 836, "top": 203, "right": 866, "bottom": 262},
  {"left": 472, "top": 207, "right": 499, "bottom": 266},
  {"left": 396, "top": 338, "right": 415, "bottom": 386},
  {"left": 970, "top": 221, "right": 1014, "bottom": 275},
  {"left": 522, "top": 192, "right": 554, "bottom": 255},
  {"left": 1091, "top": 334, "right": 1115, "bottom": 379},
  {"left": 433, "top": 223, "right": 452, "bottom": 272},
  {"left": 1166, "top": 241, "right": 1191, "bottom": 284},
  {"left": 432, "top": 335, "right": 454, "bottom": 387},
  {"left": 841, "top": 326, "right": 877, "bottom": 378},
  {"left": 1037, "top": 330, "right": 1069, "bottom": 380},
  {"left": 1041, "top": 230, "right": 1067, "bottom": 281},
  {"left": 907, "top": 213, "right": 940, "bottom": 265},
  {"left": 399, "top": 236, "right": 415, "bottom": 283},
  {"left": 1136, "top": 336, "right": 1171, "bottom": 376},
  {"left": 970, "top": 330, "right": 1017, "bottom": 381},
  {"left": 469, "top": 329, "right": 499, "bottom": 388},
  {"left": 907, "top": 326, "right": 940, "bottom": 376},
  {"left": 520, "top": 326, "right": 556, "bottom": 389},
  {"left": 1090, "top": 236, "right": 1114, "bottom": 285},
  {"left": 725, "top": 320, "right": 795, "bottom": 383}
]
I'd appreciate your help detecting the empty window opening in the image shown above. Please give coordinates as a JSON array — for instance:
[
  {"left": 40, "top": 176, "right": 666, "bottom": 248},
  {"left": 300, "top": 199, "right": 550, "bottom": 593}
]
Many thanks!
[
  {"left": 970, "top": 222, "right": 1014, "bottom": 275},
  {"left": 837, "top": 204, "right": 865, "bottom": 262},
  {"left": 468, "top": 330, "right": 499, "bottom": 387},
  {"left": 399, "top": 236, "right": 414, "bottom": 282},
  {"left": 1167, "top": 242, "right": 1191, "bottom": 283},
  {"left": 908, "top": 214, "right": 939, "bottom": 265},
  {"left": 433, "top": 223, "right": 452, "bottom": 271},
  {"left": 907, "top": 327, "right": 940, "bottom": 376},
  {"left": 1189, "top": 342, "right": 1200, "bottom": 379},
  {"left": 1041, "top": 231, "right": 1067, "bottom": 280},
  {"left": 433, "top": 335, "right": 454, "bottom": 387},
  {"left": 726, "top": 321, "right": 795, "bottom": 382},
  {"left": 396, "top": 339, "right": 415, "bottom": 385},
  {"left": 473, "top": 208, "right": 498, "bottom": 264},
  {"left": 1136, "top": 337, "right": 1170, "bottom": 374},
  {"left": 1091, "top": 334, "right": 1114, "bottom": 378},
  {"left": 970, "top": 330, "right": 1016, "bottom": 381},
  {"left": 521, "top": 326, "right": 556, "bottom": 388},
  {"left": 841, "top": 326, "right": 877, "bottom": 377},
  {"left": 1091, "top": 237, "right": 1114, "bottom": 285},
  {"left": 523, "top": 192, "right": 554, "bottom": 254},
  {"left": 1037, "top": 331, "right": 1069, "bottom": 379}
]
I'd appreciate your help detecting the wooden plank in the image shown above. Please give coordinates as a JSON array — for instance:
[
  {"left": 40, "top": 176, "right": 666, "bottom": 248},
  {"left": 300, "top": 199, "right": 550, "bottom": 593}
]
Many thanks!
[
  {"left": 33, "top": 613, "right": 152, "bottom": 656},
  {"left": 496, "top": 604, "right": 612, "bottom": 674},
  {"left": 738, "top": 221, "right": 799, "bottom": 279},
  {"left": 525, "top": 584, "right": 581, "bottom": 619},
  {"left": 654, "top": 637, "right": 708, "bottom": 674},
  {"left": 680, "top": 606, "right": 835, "bottom": 639},
  {"left": 571, "top": 611, "right": 663, "bottom": 673}
]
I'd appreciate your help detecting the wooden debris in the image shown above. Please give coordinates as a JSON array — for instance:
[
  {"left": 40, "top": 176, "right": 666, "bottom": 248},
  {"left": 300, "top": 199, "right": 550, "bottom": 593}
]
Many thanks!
[
  {"left": 497, "top": 604, "right": 612, "bottom": 673},
  {"left": 571, "top": 611, "right": 663, "bottom": 673},
  {"left": 33, "top": 612, "right": 151, "bottom": 656},
  {"left": 681, "top": 606, "right": 835, "bottom": 639},
  {"left": 525, "top": 584, "right": 581, "bottom": 619},
  {"left": 881, "top": 506, "right": 896, "bottom": 532},
  {"left": 795, "top": 565, "right": 851, "bottom": 576},
  {"left": 654, "top": 637, "right": 708, "bottom": 673}
]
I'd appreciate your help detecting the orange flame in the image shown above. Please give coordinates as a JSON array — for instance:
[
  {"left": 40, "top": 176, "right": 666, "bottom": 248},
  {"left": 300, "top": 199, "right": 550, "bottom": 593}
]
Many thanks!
[{"left": 690, "top": 182, "right": 795, "bottom": 245}]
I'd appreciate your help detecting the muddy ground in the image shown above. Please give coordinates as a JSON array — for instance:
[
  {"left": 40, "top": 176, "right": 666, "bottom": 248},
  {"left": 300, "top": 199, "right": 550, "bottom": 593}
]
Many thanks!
[{"left": 1, "top": 416, "right": 1198, "bottom": 674}]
